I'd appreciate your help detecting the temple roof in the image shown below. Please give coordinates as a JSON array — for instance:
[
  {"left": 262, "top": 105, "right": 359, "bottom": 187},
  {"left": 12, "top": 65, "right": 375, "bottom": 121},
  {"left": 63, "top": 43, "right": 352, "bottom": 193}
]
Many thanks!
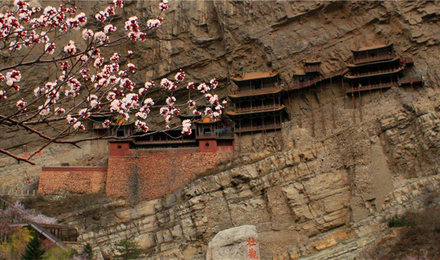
[
  {"left": 293, "top": 68, "right": 306, "bottom": 76},
  {"left": 305, "top": 60, "right": 321, "bottom": 64},
  {"left": 232, "top": 71, "right": 279, "bottom": 82},
  {"left": 352, "top": 43, "right": 393, "bottom": 53},
  {"left": 195, "top": 118, "right": 221, "bottom": 124}
]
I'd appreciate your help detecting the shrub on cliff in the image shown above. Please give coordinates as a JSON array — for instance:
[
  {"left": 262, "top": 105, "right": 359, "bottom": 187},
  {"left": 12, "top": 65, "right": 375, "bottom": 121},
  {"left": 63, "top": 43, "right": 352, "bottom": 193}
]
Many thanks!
[{"left": 113, "top": 239, "right": 141, "bottom": 260}]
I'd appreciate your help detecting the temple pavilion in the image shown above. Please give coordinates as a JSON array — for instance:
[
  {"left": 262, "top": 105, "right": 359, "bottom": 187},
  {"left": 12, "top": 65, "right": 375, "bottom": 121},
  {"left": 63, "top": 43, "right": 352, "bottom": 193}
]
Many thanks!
[
  {"left": 291, "top": 60, "right": 325, "bottom": 90},
  {"left": 344, "top": 44, "right": 407, "bottom": 94},
  {"left": 226, "top": 71, "right": 288, "bottom": 134}
]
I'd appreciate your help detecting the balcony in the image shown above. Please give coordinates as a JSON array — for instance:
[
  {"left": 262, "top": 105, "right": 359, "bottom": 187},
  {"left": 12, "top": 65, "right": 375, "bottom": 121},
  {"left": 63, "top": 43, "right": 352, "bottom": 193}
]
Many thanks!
[
  {"left": 345, "top": 66, "right": 403, "bottom": 79},
  {"left": 346, "top": 82, "right": 397, "bottom": 94},
  {"left": 235, "top": 104, "right": 281, "bottom": 113},
  {"left": 234, "top": 122, "right": 282, "bottom": 133},
  {"left": 232, "top": 85, "right": 281, "bottom": 96},
  {"left": 196, "top": 128, "right": 234, "bottom": 139},
  {"left": 398, "top": 78, "right": 423, "bottom": 87}
]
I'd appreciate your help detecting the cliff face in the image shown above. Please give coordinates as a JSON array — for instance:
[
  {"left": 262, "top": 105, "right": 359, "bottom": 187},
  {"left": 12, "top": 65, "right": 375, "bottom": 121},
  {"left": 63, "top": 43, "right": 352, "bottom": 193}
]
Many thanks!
[{"left": 2, "top": 0, "right": 440, "bottom": 259}]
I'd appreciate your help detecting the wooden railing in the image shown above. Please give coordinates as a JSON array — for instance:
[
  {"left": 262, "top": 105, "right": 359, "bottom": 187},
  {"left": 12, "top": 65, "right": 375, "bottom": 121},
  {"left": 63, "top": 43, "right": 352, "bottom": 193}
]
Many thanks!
[
  {"left": 135, "top": 139, "right": 195, "bottom": 144},
  {"left": 197, "top": 129, "right": 234, "bottom": 139},
  {"left": 398, "top": 78, "right": 423, "bottom": 86},
  {"left": 346, "top": 82, "right": 397, "bottom": 94},
  {"left": 286, "top": 76, "right": 324, "bottom": 91},
  {"left": 347, "top": 67, "right": 402, "bottom": 78},
  {"left": 400, "top": 57, "right": 414, "bottom": 64},
  {"left": 235, "top": 104, "right": 281, "bottom": 113},
  {"left": 353, "top": 53, "right": 395, "bottom": 65},
  {"left": 233, "top": 85, "right": 281, "bottom": 95},
  {"left": 235, "top": 123, "right": 282, "bottom": 133}
]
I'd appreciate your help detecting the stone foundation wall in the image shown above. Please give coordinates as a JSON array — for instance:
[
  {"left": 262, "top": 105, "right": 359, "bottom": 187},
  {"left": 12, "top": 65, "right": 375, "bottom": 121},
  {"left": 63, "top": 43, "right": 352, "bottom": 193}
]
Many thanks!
[
  {"left": 106, "top": 148, "right": 233, "bottom": 202},
  {"left": 38, "top": 167, "right": 107, "bottom": 195}
]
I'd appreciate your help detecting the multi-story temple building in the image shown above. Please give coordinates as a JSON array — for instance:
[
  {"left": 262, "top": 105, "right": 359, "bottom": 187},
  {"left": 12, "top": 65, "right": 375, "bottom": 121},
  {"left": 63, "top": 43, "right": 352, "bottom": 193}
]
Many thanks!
[
  {"left": 226, "top": 71, "right": 288, "bottom": 134},
  {"left": 344, "top": 44, "right": 421, "bottom": 94}
]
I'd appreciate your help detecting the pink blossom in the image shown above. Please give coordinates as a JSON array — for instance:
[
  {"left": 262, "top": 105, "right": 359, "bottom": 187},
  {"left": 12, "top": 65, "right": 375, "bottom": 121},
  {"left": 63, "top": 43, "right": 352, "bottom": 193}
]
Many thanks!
[
  {"left": 147, "top": 19, "right": 162, "bottom": 29},
  {"left": 186, "top": 82, "right": 195, "bottom": 89},
  {"left": 175, "top": 69, "right": 185, "bottom": 81},
  {"left": 160, "top": 107, "right": 169, "bottom": 116},
  {"left": 204, "top": 107, "right": 213, "bottom": 115},
  {"left": 66, "top": 114, "right": 78, "bottom": 124},
  {"left": 182, "top": 119, "right": 192, "bottom": 135},
  {"left": 135, "top": 120, "right": 149, "bottom": 132},
  {"left": 105, "top": 6, "right": 116, "bottom": 16},
  {"left": 0, "top": 90, "right": 7, "bottom": 99},
  {"left": 110, "top": 53, "right": 121, "bottom": 62},
  {"left": 16, "top": 98, "right": 27, "bottom": 111},
  {"left": 6, "top": 70, "right": 21, "bottom": 86},
  {"left": 210, "top": 78, "right": 218, "bottom": 89},
  {"left": 166, "top": 96, "right": 176, "bottom": 106},
  {"left": 188, "top": 100, "right": 196, "bottom": 109},
  {"left": 94, "top": 31, "right": 108, "bottom": 43},
  {"left": 197, "top": 83, "right": 210, "bottom": 93},
  {"left": 102, "top": 119, "right": 111, "bottom": 128},
  {"left": 113, "top": 0, "right": 124, "bottom": 8},
  {"left": 82, "top": 29, "right": 94, "bottom": 40},
  {"left": 104, "top": 24, "right": 117, "bottom": 34},
  {"left": 144, "top": 98, "right": 154, "bottom": 107},
  {"left": 93, "top": 57, "right": 104, "bottom": 68},
  {"left": 127, "top": 63, "right": 136, "bottom": 74},
  {"left": 73, "top": 121, "right": 85, "bottom": 130},
  {"left": 55, "top": 107, "right": 65, "bottom": 114},
  {"left": 95, "top": 11, "right": 106, "bottom": 23},
  {"left": 159, "top": 0, "right": 169, "bottom": 11},
  {"left": 44, "top": 42, "right": 56, "bottom": 55}
]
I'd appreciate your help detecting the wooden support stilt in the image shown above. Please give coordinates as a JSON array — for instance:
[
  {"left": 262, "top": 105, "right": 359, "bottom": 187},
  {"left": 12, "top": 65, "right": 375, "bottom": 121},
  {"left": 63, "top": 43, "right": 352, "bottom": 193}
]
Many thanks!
[
  {"left": 251, "top": 118, "right": 254, "bottom": 147},
  {"left": 321, "top": 103, "right": 326, "bottom": 135},
  {"left": 297, "top": 91, "right": 302, "bottom": 128},
  {"left": 342, "top": 78, "right": 346, "bottom": 109},
  {"left": 359, "top": 91, "right": 363, "bottom": 123},
  {"left": 352, "top": 92, "right": 356, "bottom": 124},
  {"left": 311, "top": 104, "right": 315, "bottom": 138},
  {"left": 279, "top": 114, "right": 284, "bottom": 150},
  {"left": 332, "top": 100, "right": 336, "bottom": 129}
]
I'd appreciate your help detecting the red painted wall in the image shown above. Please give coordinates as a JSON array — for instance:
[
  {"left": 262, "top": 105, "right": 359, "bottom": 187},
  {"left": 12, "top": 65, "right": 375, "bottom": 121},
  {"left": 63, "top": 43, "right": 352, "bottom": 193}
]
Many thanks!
[
  {"left": 38, "top": 140, "right": 233, "bottom": 202},
  {"left": 106, "top": 148, "right": 232, "bottom": 201},
  {"left": 38, "top": 167, "right": 107, "bottom": 195}
]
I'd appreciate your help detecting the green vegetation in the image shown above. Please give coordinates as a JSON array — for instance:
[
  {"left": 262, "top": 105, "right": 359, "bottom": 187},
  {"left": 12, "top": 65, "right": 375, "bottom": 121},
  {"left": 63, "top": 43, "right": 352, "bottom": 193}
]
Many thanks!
[
  {"left": 82, "top": 243, "right": 93, "bottom": 260},
  {"left": 388, "top": 215, "right": 409, "bottom": 228},
  {"left": 21, "top": 235, "right": 45, "bottom": 260},
  {"left": 113, "top": 239, "right": 142, "bottom": 260},
  {"left": 42, "top": 247, "right": 75, "bottom": 260}
]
